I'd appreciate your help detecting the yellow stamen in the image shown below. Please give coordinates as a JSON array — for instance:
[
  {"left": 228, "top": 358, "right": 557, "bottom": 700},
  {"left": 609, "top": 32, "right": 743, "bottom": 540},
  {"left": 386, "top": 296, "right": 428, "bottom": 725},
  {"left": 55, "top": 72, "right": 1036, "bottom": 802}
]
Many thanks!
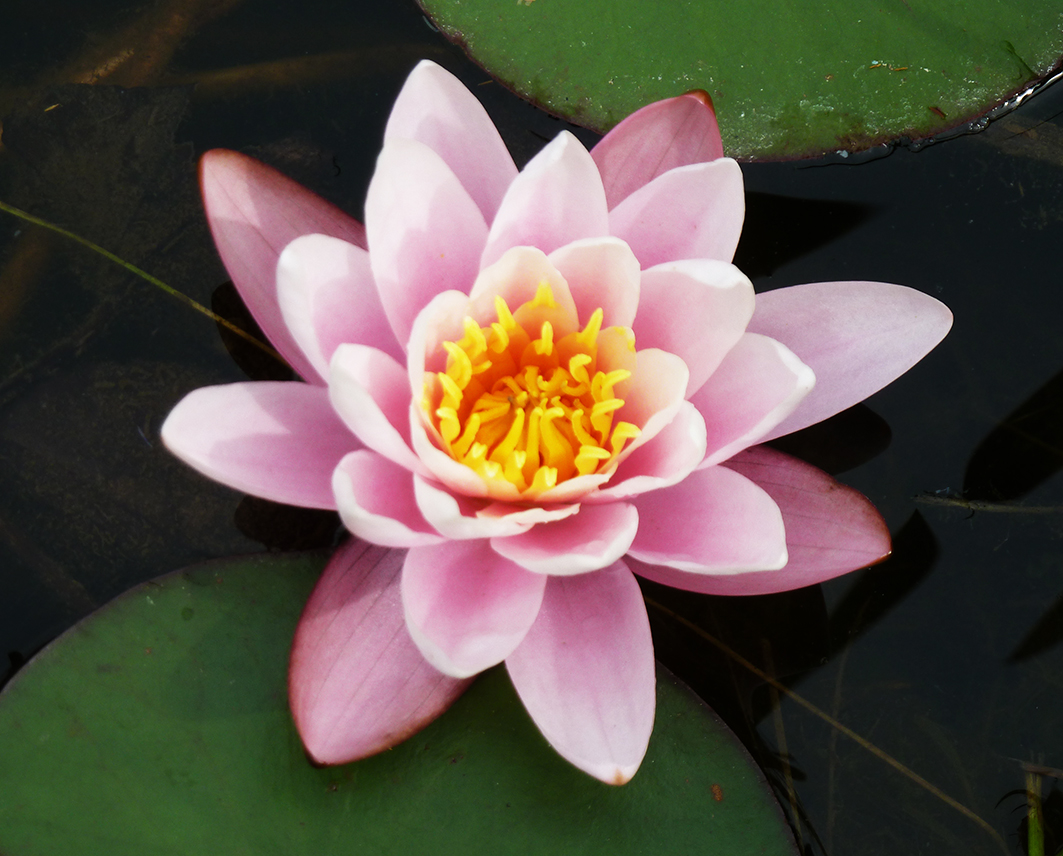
[{"left": 422, "top": 282, "right": 641, "bottom": 498}]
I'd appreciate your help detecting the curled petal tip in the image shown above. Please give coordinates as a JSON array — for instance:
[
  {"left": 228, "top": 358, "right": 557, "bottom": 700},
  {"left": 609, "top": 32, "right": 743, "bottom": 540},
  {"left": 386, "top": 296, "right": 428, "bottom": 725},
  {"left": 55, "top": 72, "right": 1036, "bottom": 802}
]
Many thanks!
[{"left": 683, "top": 89, "right": 716, "bottom": 113}]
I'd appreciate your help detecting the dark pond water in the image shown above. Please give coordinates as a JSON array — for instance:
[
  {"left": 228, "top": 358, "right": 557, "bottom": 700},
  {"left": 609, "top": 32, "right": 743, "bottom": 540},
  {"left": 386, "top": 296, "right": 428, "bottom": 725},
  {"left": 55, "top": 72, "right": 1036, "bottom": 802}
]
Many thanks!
[{"left": 3, "top": 1, "right": 1063, "bottom": 853}]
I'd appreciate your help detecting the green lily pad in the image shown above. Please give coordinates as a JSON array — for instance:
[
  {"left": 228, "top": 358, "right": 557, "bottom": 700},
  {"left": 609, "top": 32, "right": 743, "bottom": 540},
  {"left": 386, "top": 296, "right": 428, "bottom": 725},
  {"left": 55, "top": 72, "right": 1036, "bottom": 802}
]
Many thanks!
[
  {"left": 420, "top": 0, "right": 1063, "bottom": 159},
  {"left": 0, "top": 552, "right": 795, "bottom": 856}
]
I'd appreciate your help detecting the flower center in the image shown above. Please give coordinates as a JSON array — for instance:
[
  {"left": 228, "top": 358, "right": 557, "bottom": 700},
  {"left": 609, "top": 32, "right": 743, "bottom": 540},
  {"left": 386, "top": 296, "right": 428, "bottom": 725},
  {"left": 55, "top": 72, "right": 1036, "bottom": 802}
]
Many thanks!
[{"left": 424, "top": 283, "right": 640, "bottom": 497}]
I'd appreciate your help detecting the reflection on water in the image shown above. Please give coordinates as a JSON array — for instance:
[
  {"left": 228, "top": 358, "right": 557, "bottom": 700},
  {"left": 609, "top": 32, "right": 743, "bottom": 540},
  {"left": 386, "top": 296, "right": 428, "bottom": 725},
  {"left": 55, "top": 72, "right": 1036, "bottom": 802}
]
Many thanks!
[{"left": 3, "top": 1, "right": 1063, "bottom": 853}]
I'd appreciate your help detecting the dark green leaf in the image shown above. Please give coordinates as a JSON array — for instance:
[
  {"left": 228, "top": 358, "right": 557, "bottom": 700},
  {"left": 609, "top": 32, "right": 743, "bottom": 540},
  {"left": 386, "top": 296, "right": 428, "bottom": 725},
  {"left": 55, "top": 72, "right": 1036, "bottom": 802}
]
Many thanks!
[
  {"left": 419, "top": 0, "right": 1063, "bottom": 159},
  {"left": 0, "top": 552, "right": 795, "bottom": 856}
]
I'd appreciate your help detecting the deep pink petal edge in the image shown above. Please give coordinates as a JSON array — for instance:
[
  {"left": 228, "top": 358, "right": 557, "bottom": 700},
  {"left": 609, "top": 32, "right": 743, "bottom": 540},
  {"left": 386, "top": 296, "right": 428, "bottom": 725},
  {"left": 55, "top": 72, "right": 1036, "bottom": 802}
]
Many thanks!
[{"left": 289, "top": 539, "right": 471, "bottom": 764}]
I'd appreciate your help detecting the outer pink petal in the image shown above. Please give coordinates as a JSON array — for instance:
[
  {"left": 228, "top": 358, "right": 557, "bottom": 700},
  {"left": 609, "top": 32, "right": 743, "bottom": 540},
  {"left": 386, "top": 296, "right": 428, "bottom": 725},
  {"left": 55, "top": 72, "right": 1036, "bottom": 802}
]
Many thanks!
[
  {"left": 691, "top": 332, "right": 815, "bottom": 467},
  {"left": 591, "top": 91, "right": 724, "bottom": 210},
  {"left": 329, "top": 344, "right": 424, "bottom": 474},
  {"left": 161, "top": 381, "right": 354, "bottom": 509},
  {"left": 548, "top": 238, "right": 641, "bottom": 329},
  {"left": 365, "top": 138, "right": 488, "bottom": 348},
  {"left": 413, "top": 476, "right": 578, "bottom": 539},
  {"left": 332, "top": 451, "right": 445, "bottom": 547},
  {"left": 634, "top": 259, "right": 755, "bottom": 395},
  {"left": 289, "top": 539, "right": 471, "bottom": 764},
  {"left": 748, "top": 281, "right": 953, "bottom": 442},
  {"left": 403, "top": 540, "right": 547, "bottom": 678},
  {"left": 722, "top": 445, "right": 890, "bottom": 590},
  {"left": 587, "top": 401, "right": 706, "bottom": 502},
  {"left": 506, "top": 562, "right": 655, "bottom": 784},
  {"left": 276, "top": 234, "right": 402, "bottom": 380},
  {"left": 609, "top": 159, "right": 745, "bottom": 268},
  {"left": 385, "top": 60, "right": 517, "bottom": 223},
  {"left": 199, "top": 149, "right": 366, "bottom": 384},
  {"left": 481, "top": 132, "right": 609, "bottom": 269},
  {"left": 491, "top": 502, "right": 639, "bottom": 575},
  {"left": 628, "top": 465, "right": 787, "bottom": 572}
]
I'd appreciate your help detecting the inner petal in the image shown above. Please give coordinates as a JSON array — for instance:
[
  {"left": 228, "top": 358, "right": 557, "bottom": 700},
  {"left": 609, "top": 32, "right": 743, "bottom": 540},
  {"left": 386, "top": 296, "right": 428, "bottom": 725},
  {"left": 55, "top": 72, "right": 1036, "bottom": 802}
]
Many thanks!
[{"left": 422, "top": 282, "right": 641, "bottom": 499}]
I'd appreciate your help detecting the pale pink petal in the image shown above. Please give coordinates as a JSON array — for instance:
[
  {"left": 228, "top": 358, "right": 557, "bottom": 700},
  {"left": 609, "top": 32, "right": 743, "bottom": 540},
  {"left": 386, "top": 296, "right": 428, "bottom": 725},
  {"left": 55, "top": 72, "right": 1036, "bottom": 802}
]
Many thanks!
[
  {"left": 410, "top": 408, "right": 499, "bottom": 500},
  {"left": 481, "top": 132, "right": 609, "bottom": 268},
  {"left": 276, "top": 234, "right": 402, "bottom": 380},
  {"left": 200, "top": 149, "right": 366, "bottom": 383},
  {"left": 691, "top": 333, "right": 815, "bottom": 467},
  {"left": 587, "top": 401, "right": 706, "bottom": 502},
  {"left": 329, "top": 344, "right": 424, "bottom": 474},
  {"left": 721, "top": 445, "right": 891, "bottom": 591},
  {"left": 385, "top": 60, "right": 517, "bottom": 222},
  {"left": 609, "top": 159, "right": 745, "bottom": 268},
  {"left": 506, "top": 562, "right": 655, "bottom": 784},
  {"left": 533, "top": 472, "right": 614, "bottom": 504},
  {"left": 634, "top": 259, "right": 755, "bottom": 395},
  {"left": 413, "top": 476, "right": 578, "bottom": 539},
  {"left": 365, "top": 138, "right": 488, "bottom": 348},
  {"left": 614, "top": 348, "right": 689, "bottom": 455},
  {"left": 748, "top": 281, "right": 954, "bottom": 442},
  {"left": 161, "top": 382, "right": 354, "bottom": 509},
  {"left": 548, "top": 238, "right": 641, "bottom": 329},
  {"left": 290, "top": 539, "right": 471, "bottom": 764},
  {"left": 491, "top": 502, "right": 639, "bottom": 575},
  {"left": 591, "top": 91, "right": 724, "bottom": 210},
  {"left": 403, "top": 540, "right": 546, "bottom": 678},
  {"left": 628, "top": 465, "right": 787, "bottom": 572},
  {"left": 407, "top": 290, "right": 471, "bottom": 393},
  {"left": 332, "top": 451, "right": 444, "bottom": 547},
  {"left": 467, "top": 246, "right": 579, "bottom": 337}
]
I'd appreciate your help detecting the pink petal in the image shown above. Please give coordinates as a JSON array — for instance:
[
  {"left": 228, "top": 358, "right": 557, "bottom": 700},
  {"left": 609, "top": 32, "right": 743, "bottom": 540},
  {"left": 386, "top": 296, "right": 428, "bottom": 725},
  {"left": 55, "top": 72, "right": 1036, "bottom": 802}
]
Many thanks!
[
  {"left": 609, "top": 158, "right": 745, "bottom": 268},
  {"left": 406, "top": 289, "right": 472, "bottom": 395},
  {"left": 548, "top": 238, "right": 641, "bottom": 329},
  {"left": 748, "top": 281, "right": 953, "bottom": 442},
  {"left": 410, "top": 409, "right": 500, "bottom": 500},
  {"left": 413, "top": 476, "right": 578, "bottom": 539},
  {"left": 467, "top": 246, "right": 579, "bottom": 337},
  {"left": 385, "top": 60, "right": 518, "bottom": 223},
  {"left": 276, "top": 234, "right": 402, "bottom": 380},
  {"left": 614, "top": 348, "right": 689, "bottom": 455},
  {"left": 481, "top": 132, "right": 609, "bottom": 269},
  {"left": 365, "top": 138, "right": 488, "bottom": 348},
  {"left": 722, "top": 445, "right": 891, "bottom": 591},
  {"left": 591, "top": 91, "right": 724, "bottom": 210},
  {"left": 332, "top": 451, "right": 444, "bottom": 547},
  {"left": 491, "top": 502, "right": 639, "bottom": 575},
  {"left": 691, "top": 332, "right": 815, "bottom": 467},
  {"left": 628, "top": 465, "right": 787, "bottom": 572},
  {"left": 506, "top": 562, "right": 655, "bottom": 784},
  {"left": 634, "top": 259, "right": 756, "bottom": 395},
  {"left": 587, "top": 401, "right": 706, "bottom": 502},
  {"left": 403, "top": 540, "right": 547, "bottom": 678},
  {"left": 290, "top": 539, "right": 471, "bottom": 764},
  {"left": 161, "top": 381, "right": 354, "bottom": 509},
  {"left": 329, "top": 343, "right": 424, "bottom": 474},
  {"left": 199, "top": 149, "right": 366, "bottom": 384}
]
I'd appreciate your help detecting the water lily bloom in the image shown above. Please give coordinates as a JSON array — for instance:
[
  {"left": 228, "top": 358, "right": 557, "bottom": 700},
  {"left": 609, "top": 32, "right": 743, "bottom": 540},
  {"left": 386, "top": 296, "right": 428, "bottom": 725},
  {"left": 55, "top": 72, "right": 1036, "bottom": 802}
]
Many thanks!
[{"left": 162, "top": 60, "right": 952, "bottom": 784}]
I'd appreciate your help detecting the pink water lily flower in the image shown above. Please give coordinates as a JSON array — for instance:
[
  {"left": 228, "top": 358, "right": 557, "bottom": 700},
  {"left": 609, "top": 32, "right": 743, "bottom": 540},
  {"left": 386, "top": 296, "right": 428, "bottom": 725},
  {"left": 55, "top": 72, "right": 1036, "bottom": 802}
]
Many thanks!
[{"left": 162, "top": 60, "right": 951, "bottom": 784}]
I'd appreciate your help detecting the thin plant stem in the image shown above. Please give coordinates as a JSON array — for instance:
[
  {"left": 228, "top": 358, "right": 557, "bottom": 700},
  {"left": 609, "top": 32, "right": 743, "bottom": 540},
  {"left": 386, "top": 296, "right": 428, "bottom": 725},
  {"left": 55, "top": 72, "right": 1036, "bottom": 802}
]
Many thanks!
[
  {"left": 1027, "top": 770, "right": 1045, "bottom": 856},
  {"left": 0, "top": 199, "right": 283, "bottom": 363},
  {"left": 645, "top": 596, "right": 1009, "bottom": 854}
]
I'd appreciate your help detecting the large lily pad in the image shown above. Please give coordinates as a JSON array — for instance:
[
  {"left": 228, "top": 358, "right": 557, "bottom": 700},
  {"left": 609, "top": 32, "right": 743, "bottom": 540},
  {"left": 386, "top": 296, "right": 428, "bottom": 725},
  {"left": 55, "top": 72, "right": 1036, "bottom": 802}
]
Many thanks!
[
  {"left": 0, "top": 552, "right": 794, "bottom": 856},
  {"left": 420, "top": 0, "right": 1063, "bottom": 159}
]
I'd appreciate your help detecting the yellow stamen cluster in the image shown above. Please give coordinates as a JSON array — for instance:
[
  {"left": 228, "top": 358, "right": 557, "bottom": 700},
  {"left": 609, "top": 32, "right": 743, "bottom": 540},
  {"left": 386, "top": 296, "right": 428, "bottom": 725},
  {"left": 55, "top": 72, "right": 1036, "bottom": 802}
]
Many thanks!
[{"left": 424, "top": 283, "right": 640, "bottom": 497}]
